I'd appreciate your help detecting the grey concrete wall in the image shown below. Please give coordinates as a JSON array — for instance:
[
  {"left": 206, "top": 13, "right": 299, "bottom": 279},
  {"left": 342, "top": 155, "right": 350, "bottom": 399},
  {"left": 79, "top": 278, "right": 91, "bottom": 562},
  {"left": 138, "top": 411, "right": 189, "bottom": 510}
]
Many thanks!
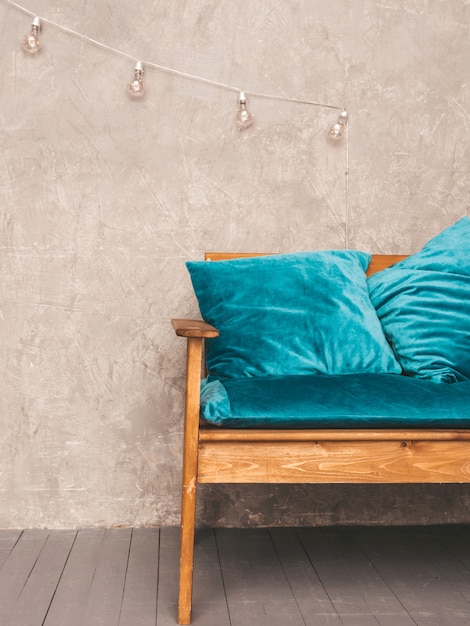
[{"left": 0, "top": 0, "right": 469, "bottom": 528}]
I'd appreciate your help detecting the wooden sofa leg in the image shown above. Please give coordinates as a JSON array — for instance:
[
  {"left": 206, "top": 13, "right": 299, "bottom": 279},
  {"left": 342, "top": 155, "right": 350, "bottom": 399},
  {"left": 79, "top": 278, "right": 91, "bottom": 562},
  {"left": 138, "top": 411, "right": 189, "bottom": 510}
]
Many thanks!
[
  {"left": 178, "top": 480, "right": 197, "bottom": 624},
  {"left": 178, "top": 336, "right": 203, "bottom": 625}
]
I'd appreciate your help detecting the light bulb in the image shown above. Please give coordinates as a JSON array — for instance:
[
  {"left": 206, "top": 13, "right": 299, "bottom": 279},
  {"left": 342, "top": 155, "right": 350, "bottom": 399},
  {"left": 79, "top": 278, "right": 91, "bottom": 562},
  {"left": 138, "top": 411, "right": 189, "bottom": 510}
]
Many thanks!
[
  {"left": 127, "top": 61, "right": 146, "bottom": 98},
  {"left": 327, "top": 109, "right": 348, "bottom": 142},
  {"left": 236, "top": 91, "right": 254, "bottom": 130},
  {"left": 22, "top": 16, "right": 41, "bottom": 55}
]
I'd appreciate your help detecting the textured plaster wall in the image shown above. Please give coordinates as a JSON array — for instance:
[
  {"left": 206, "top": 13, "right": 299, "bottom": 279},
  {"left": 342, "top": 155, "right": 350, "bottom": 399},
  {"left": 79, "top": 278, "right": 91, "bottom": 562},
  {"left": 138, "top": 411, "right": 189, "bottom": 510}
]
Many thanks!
[{"left": 0, "top": 0, "right": 469, "bottom": 529}]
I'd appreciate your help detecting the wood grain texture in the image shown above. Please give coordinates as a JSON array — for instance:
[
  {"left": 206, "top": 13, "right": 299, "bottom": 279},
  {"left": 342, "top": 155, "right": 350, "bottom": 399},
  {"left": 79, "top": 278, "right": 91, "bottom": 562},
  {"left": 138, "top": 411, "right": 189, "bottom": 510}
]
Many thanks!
[
  {"left": 171, "top": 319, "right": 219, "bottom": 338},
  {"left": 178, "top": 336, "right": 205, "bottom": 624},
  {"left": 197, "top": 440, "right": 470, "bottom": 484},
  {"left": 200, "top": 428, "right": 470, "bottom": 442}
]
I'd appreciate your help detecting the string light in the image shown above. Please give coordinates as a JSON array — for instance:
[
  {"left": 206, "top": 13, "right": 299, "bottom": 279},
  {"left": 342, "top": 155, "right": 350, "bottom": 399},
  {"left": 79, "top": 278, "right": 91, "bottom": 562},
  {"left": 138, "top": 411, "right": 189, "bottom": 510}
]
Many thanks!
[
  {"left": 5, "top": 0, "right": 347, "bottom": 136},
  {"left": 127, "top": 61, "right": 146, "bottom": 98},
  {"left": 235, "top": 91, "right": 254, "bottom": 130},
  {"left": 327, "top": 109, "right": 348, "bottom": 141},
  {"left": 3, "top": 0, "right": 350, "bottom": 246},
  {"left": 21, "top": 15, "right": 41, "bottom": 54}
]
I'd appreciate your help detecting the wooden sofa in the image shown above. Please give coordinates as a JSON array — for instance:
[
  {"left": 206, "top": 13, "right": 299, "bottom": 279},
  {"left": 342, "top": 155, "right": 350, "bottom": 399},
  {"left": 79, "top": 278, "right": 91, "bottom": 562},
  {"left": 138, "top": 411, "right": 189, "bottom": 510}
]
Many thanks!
[{"left": 172, "top": 252, "right": 470, "bottom": 625}]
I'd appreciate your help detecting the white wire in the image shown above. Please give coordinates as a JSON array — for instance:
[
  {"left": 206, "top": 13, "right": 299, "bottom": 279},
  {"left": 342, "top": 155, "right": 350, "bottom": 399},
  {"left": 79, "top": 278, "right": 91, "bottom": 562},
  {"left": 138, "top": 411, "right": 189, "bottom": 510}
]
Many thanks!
[
  {"left": 345, "top": 130, "right": 350, "bottom": 249},
  {"left": 2, "top": 0, "right": 344, "bottom": 110}
]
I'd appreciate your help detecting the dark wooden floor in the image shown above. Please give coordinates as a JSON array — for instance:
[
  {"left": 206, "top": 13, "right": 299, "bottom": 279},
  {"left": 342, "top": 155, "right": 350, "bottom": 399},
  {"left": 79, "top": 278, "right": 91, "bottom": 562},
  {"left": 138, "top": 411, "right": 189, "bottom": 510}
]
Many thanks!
[{"left": 1, "top": 525, "right": 469, "bottom": 625}]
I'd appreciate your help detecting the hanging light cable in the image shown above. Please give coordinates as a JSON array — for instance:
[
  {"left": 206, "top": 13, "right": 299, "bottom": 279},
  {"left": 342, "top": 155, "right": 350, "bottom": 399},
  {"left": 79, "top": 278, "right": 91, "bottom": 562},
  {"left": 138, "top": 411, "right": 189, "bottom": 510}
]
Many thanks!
[{"left": 5, "top": 0, "right": 347, "bottom": 135}]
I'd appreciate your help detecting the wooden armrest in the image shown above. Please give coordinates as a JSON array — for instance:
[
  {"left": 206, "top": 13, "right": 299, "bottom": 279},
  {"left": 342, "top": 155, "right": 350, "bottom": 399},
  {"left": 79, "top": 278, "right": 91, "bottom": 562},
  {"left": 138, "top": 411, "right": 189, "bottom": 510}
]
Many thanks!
[{"left": 171, "top": 318, "right": 219, "bottom": 338}]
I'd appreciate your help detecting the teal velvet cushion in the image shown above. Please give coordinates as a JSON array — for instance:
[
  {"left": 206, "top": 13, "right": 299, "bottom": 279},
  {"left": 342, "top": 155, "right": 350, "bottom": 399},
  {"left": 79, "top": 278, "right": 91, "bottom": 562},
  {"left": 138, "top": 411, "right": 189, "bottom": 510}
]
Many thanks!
[
  {"left": 369, "top": 217, "right": 470, "bottom": 383},
  {"left": 186, "top": 251, "right": 401, "bottom": 378},
  {"left": 200, "top": 373, "right": 470, "bottom": 427}
]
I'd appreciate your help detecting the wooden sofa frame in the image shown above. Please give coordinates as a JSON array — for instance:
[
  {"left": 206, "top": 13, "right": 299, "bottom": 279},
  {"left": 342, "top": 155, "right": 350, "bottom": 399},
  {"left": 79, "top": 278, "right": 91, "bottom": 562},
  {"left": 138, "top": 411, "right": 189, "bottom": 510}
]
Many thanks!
[{"left": 172, "top": 252, "right": 470, "bottom": 624}]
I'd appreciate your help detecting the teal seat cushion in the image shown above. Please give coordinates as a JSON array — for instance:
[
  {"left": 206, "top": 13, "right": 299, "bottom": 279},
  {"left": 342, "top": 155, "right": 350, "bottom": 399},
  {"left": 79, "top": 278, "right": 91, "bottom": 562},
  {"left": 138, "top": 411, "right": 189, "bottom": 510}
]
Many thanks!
[
  {"left": 200, "top": 374, "right": 470, "bottom": 428},
  {"left": 186, "top": 251, "right": 401, "bottom": 379},
  {"left": 369, "top": 217, "right": 470, "bottom": 383}
]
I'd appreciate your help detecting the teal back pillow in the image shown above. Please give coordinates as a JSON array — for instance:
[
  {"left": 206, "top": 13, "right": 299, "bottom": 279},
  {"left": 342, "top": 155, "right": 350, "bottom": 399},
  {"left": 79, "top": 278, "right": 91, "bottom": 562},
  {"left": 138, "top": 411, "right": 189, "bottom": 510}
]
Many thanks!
[
  {"left": 186, "top": 250, "right": 401, "bottom": 378},
  {"left": 369, "top": 217, "right": 470, "bottom": 383}
]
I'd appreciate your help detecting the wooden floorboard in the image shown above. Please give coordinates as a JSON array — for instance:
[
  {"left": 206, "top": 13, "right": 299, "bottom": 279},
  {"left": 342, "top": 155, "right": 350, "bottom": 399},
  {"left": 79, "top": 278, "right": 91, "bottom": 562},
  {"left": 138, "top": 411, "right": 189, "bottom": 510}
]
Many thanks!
[
  {"left": 0, "top": 530, "right": 22, "bottom": 569},
  {"left": 268, "top": 528, "right": 343, "bottom": 625},
  {"left": 43, "top": 528, "right": 106, "bottom": 626},
  {"left": 0, "top": 529, "right": 50, "bottom": 624},
  {"left": 119, "top": 528, "right": 160, "bottom": 626},
  {"left": 155, "top": 526, "right": 180, "bottom": 626},
  {"left": 5, "top": 530, "right": 76, "bottom": 626},
  {"left": 297, "top": 527, "right": 385, "bottom": 625},
  {"left": 82, "top": 528, "right": 132, "bottom": 626},
  {"left": 0, "top": 526, "right": 469, "bottom": 625},
  {"left": 322, "top": 526, "right": 416, "bottom": 625},
  {"left": 190, "top": 529, "right": 231, "bottom": 625},
  {"left": 215, "top": 528, "right": 306, "bottom": 626},
  {"left": 353, "top": 526, "right": 470, "bottom": 625}
]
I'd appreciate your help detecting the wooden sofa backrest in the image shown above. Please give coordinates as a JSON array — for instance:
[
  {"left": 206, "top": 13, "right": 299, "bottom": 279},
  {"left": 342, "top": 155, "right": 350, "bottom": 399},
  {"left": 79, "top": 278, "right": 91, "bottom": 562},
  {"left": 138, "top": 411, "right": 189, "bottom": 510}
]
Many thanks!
[{"left": 204, "top": 252, "right": 409, "bottom": 276}]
